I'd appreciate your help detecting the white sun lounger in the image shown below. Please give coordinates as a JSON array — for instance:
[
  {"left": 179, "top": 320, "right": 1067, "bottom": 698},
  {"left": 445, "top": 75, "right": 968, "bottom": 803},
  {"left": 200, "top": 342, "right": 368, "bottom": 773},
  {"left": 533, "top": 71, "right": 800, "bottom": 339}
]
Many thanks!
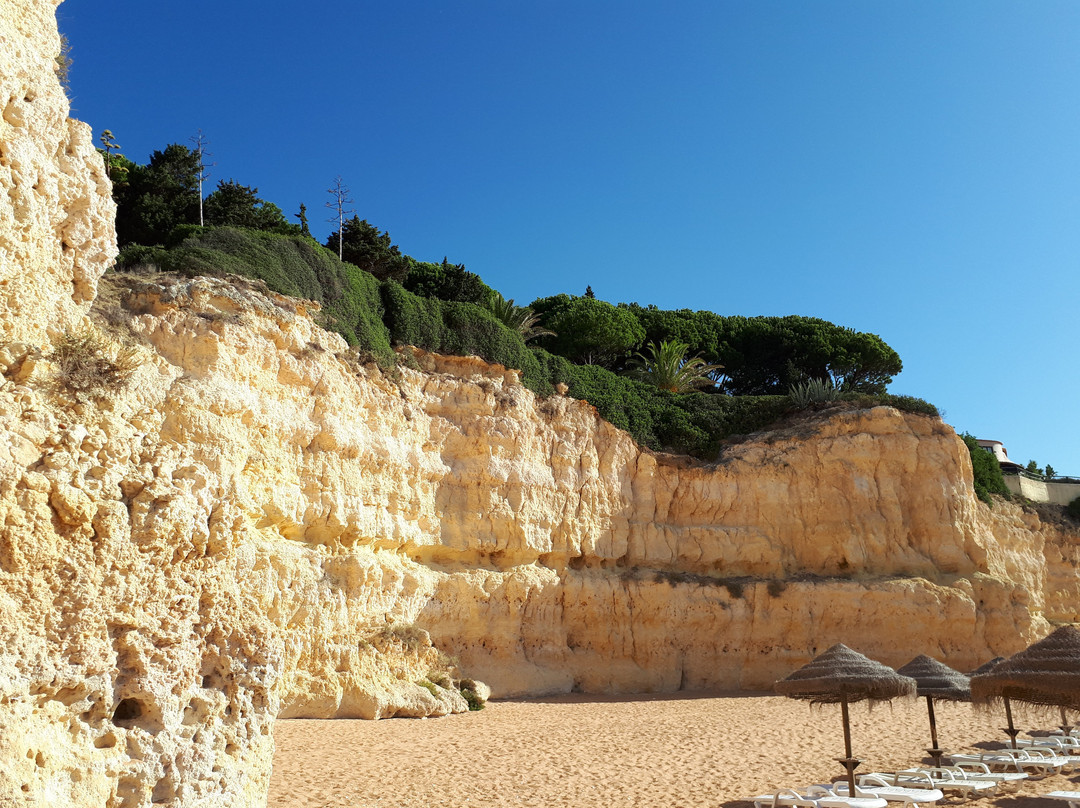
[
  {"left": 949, "top": 748, "right": 1071, "bottom": 775},
  {"left": 1042, "top": 792, "right": 1080, "bottom": 808},
  {"left": 809, "top": 776, "right": 943, "bottom": 806},
  {"left": 752, "top": 788, "right": 888, "bottom": 808},
  {"left": 861, "top": 768, "right": 998, "bottom": 798},
  {"left": 1019, "top": 736, "right": 1080, "bottom": 754},
  {"left": 947, "top": 760, "right": 1028, "bottom": 788}
]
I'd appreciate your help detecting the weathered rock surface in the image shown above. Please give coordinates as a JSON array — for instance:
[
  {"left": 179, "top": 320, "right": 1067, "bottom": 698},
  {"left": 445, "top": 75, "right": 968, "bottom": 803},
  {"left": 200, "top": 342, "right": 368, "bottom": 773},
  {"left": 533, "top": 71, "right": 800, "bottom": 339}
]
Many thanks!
[
  {"left": 0, "top": 0, "right": 115, "bottom": 346},
  {"left": 2, "top": 3, "right": 1078, "bottom": 806},
  {"left": 0, "top": 272, "right": 1076, "bottom": 807}
]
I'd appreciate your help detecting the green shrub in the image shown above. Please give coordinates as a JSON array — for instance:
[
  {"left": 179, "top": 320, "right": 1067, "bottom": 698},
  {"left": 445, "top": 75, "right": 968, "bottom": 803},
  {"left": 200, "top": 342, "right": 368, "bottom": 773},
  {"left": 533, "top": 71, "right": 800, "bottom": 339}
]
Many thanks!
[
  {"left": 457, "top": 678, "right": 486, "bottom": 711},
  {"left": 1067, "top": 496, "right": 1080, "bottom": 521},
  {"left": 118, "top": 226, "right": 395, "bottom": 365},
  {"left": 789, "top": 377, "right": 841, "bottom": 408},
  {"left": 961, "top": 433, "right": 1011, "bottom": 506},
  {"left": 404, "top": 259, "right": 494, "bottom": 305},
  {"left": 380, "top": 281, "right": 552, "bottom": 394}
]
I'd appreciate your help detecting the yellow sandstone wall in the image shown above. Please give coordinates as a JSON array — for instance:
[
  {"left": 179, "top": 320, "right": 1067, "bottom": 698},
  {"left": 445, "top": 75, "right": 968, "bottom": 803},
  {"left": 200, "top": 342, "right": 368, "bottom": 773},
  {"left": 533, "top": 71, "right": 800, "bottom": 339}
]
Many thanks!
[
  {"left": 0, "top": 0, "right": 115, "bottom": 346},
  {"left": 2, "top": 2, "right": 1078, "bottom": 806}
]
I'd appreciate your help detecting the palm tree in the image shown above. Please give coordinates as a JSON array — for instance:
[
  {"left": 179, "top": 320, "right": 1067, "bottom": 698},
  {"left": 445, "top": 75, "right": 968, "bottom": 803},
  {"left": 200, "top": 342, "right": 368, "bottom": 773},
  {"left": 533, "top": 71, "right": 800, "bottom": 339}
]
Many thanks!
[
  {"left": 627, "top": 340, "right": 723, "bottom": 393},
  {"left": 485, "top": 292, "right": 555, "bottom": 342}
]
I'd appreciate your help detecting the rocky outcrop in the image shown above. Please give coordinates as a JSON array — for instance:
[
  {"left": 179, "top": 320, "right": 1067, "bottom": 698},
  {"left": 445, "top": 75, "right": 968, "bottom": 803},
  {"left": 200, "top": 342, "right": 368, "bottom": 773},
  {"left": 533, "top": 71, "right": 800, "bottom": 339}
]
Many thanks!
[
  {"left": 0, "top": 0, "right": 116, "bottom": 346},
  {"left": 0, "top": 271, "right": 1076, "bottom": 807}
]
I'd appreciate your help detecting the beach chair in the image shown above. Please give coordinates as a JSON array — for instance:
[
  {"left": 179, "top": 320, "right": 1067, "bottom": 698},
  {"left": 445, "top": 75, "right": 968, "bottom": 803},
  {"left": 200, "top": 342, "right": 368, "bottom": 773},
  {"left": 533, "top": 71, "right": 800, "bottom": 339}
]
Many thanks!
[
  {"left": 948, "top": 747, "right": 1070, "bottom": 775},
  {"left": 1042, "top": 792, "right": 1080, "bottom": 808},
  {"left": 751, "top": 787, "right": 888, "bottom": 808},
  {"left": 808, "top": 776, "right": 943, "bottom": 806},
  {"left": 1019, "top": 735, "right": 1080, "bottom": 754},
  {"left": 946, "top": 760, "right": 1028, "bottom": 789},
  {"left": 861, "top": 768, "right": 998, "bottom": 799}
]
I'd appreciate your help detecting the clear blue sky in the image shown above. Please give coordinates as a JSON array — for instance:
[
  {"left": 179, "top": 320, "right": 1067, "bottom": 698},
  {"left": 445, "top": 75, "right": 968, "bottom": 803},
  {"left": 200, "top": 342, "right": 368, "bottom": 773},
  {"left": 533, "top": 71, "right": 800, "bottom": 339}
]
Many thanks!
[{"left": 59, "top": 1, "right": 1079, "bottom": 475}]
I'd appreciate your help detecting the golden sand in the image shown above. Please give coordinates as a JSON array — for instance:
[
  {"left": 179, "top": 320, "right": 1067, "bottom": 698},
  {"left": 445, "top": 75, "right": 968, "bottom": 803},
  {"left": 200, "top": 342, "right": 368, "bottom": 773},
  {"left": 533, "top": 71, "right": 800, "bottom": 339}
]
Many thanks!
[{"left": 268, "top": 693, "right": 1078, "bottom": 807}]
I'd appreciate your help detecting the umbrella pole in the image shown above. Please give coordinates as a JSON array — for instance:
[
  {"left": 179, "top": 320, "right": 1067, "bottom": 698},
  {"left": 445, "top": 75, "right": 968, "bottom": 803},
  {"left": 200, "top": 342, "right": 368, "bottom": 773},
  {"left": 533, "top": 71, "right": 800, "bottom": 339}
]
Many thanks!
[
  {"left": 925, "top": 695, "right": 945, "bottom": 768},
  {"left": 1059, "top": 706, "right": 1072, "bottom": 736},
  {"left": 837, "top": 696, "right": 860, "bottom": 797},
  {"left": 1003, "top": 697, "right": 1019, "bottom": 749}
]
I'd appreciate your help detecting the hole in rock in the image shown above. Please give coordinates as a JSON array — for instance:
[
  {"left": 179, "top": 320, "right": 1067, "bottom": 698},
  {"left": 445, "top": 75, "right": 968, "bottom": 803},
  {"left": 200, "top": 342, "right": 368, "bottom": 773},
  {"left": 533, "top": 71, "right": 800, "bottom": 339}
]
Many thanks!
[
  {"left": 112, "top": 698, "right": 143, "bottom": 725},
  {"left": 94, "top": 732, "right": 117, "bottom": 749},
  {"left": 34, "top": 751, "right": 44, "bottom": 767}
]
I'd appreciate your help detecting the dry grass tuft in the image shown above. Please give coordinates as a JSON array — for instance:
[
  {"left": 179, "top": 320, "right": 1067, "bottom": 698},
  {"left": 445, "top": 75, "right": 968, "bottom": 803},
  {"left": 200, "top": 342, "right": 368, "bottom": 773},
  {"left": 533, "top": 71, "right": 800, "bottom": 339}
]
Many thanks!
[{"left": 50, "top": 328, "right": 140, "bottom": 399}]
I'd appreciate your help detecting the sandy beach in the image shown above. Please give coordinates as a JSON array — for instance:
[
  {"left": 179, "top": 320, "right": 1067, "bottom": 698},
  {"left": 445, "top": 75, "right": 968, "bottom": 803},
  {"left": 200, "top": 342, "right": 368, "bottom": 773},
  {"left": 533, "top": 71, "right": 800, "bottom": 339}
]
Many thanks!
[{"left": 268, "top": 692, "right": 1078, "bottom": 808}]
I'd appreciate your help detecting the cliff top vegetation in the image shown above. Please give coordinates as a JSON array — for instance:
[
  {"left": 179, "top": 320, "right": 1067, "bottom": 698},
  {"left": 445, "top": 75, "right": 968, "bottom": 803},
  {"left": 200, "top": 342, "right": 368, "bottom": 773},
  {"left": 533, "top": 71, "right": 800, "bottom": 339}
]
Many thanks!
[{"left": 107, "top": 140, "right": 937, "bottom": 460}]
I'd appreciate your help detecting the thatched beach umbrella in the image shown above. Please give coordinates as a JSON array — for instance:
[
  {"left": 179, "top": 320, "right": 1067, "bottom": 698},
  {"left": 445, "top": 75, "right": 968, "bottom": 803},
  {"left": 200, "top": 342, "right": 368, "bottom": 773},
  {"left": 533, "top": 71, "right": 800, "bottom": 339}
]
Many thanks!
[
  {"left": 896, "top": 655, "right": 971, "bottom": 767},
  {"left": 971, "top": 626, "right": 1080, "bottom": 746},
  {"left": 776, "top": 644, "right": 918, "bottom": 797},
  {"left": 968, "top": 657, "right": 1016, "bottom": 745}
]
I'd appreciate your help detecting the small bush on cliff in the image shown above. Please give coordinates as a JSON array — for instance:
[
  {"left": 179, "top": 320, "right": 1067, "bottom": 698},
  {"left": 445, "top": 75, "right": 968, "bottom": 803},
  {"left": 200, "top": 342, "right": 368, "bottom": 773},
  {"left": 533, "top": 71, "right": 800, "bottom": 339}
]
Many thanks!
[
  {"left": 50, "top": 328, "right": 140, "bottom": 399},
  {"left": 380, "top": 281, "right": 551, "bottom": 393},
  {"left": 1067, "top": 496, "right": 1080, "bottom": 521},
  {"left": 118, "top": 226, "right": 396, "bottom": 366},
  {"left": 961, "top": 433, "right": 1011, "bottom": 506},
  {"left": 788, "top": 377, "right": 841, "bottom": 408}
]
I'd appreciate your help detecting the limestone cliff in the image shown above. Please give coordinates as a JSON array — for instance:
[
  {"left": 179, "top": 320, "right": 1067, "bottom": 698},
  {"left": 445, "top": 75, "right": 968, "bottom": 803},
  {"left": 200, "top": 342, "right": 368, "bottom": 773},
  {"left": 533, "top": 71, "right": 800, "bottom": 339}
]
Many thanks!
[
  {"left": 1, "top": 272, "right": 1076, "bottom": 807},
  {"left": 2, "top": 2, "right": 1078, "bottom": 807},
  {"left": 0, "top": 0, "right": 115, "bottom": 346}
]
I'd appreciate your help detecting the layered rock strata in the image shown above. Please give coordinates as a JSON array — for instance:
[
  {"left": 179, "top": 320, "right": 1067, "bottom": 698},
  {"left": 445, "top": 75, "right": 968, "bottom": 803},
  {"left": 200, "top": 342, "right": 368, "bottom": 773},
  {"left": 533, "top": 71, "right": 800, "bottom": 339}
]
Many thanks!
[{"left": 0, "top": 272, "right": 1076, "bottom": 808}]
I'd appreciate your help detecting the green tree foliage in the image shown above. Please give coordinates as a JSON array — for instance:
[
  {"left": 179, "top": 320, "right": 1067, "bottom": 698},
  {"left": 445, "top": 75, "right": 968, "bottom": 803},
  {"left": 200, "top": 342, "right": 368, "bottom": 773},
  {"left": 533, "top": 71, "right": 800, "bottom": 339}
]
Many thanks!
[
  {"left": 1025, "top": 460, "right": 1042, "bottom": 476},
  {"left": 485, "top": 292, "right": 555, "bottom": 341},
  {"left": 961, "top": 433, "right": 1011, "bottom": 506},
  {"left": 1045, "top": 464, "right": 1057, "bottom": 479},
  {"left": 295, "top": 204, "right": 311, "bottom": 237},
  {"left": 114, "top": 144, "right": 200, "bottom": 246},
  {"left": 325, "top": 216, "right": 410, "bottom": 282},
  {"left": 536, "top": 355, "right": 790, "bottom": 457},
  {"left": 628, "top": 306, "right": 901, "bottom": 395},
  {"left": 403, "top": 258, "right": 493, "bottom": 305},
  {"left": 532, "top": 295, "right": 645, "bottom": 367},
  {"left": 627, "top": 339, "right": 722, "bottom": 393},
  {"left": 203, "top": 179, "right": 294, "bottom": 233}
]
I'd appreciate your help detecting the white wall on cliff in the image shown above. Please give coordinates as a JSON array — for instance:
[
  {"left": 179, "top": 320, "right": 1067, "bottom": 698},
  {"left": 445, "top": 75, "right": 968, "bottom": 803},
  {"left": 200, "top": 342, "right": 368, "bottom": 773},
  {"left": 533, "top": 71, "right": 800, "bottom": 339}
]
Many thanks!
[{"left": 2, "top": 2, "right": 1079, "bottom": 807}]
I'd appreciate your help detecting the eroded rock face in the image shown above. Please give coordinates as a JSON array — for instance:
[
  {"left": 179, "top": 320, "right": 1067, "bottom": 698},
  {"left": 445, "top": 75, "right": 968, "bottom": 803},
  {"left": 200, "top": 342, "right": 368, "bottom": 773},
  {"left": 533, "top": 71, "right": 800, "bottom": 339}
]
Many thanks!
[
  {"left": 0, "top": 0, "right": 116, "bottom": 346},
  {"left": 0, "top": 272, "right": 1076, "bottom": 808}
]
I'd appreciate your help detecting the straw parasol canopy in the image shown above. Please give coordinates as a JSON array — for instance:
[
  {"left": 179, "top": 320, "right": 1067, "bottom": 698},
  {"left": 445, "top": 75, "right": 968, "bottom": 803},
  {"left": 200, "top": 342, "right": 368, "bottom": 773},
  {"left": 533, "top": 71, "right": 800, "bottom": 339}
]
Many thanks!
[
  {"left": 896, "top": 655, "right": 971, "bottom": 765},
  {"left": 775, "top": 643, "right": 918, "bottom": 704},
  {"left": 971, "top": 626, "right": 1080, "bottom": 711},
  {"left": 897, "top": 655, "right": 971, "bottom": 701},
  {"left": 776, "top": 644, "right": 917, "bottom": 795},
  {"left": 969, "top": 657, "right": 1005, "bottom": 676}
]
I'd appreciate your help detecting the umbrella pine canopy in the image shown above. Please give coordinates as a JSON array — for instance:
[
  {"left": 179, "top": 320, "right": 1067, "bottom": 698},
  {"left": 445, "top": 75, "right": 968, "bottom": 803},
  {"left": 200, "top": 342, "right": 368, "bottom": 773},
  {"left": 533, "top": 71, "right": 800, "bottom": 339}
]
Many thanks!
[
  {"left": 775, "top": 644, "right": 918, "bottom": 704},
  {"left": 971, "top": 626, "right": 1080, "bottom": 711},
  {"left": 897, "top": 655, "right": 971, "bottom": 701}
]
